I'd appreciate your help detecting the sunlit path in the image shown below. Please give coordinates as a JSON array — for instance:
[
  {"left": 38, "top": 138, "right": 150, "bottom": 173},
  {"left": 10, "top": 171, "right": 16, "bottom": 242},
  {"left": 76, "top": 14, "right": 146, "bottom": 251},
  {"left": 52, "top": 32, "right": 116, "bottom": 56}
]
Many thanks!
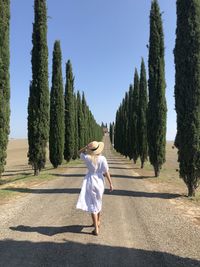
[{"left": 0, "top": 135, "right": 200, "bottom": 267}]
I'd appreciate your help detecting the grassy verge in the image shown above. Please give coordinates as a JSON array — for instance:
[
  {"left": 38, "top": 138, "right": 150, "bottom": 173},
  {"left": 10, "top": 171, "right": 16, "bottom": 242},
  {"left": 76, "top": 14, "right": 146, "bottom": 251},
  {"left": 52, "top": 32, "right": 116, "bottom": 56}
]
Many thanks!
[
  {"left": 0, "top": 159, "right": 81, "bottom": 203},
  {"left": 110, "top": 144, "right": 200, "bottom": 204}
]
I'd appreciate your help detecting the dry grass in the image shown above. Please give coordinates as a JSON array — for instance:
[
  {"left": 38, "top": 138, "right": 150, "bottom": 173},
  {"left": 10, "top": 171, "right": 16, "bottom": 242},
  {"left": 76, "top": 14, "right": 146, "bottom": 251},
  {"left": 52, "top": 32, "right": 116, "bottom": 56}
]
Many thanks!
[{"left": 0, "top": 139, "right": 81, "bottom": 204}]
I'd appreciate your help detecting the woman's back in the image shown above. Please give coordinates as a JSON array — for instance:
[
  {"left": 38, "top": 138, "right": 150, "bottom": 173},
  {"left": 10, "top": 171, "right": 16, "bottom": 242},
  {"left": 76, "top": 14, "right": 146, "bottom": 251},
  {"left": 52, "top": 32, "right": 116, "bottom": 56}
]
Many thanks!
[{"left": 80, "top": 153, "right": 108, "bottom": 174}]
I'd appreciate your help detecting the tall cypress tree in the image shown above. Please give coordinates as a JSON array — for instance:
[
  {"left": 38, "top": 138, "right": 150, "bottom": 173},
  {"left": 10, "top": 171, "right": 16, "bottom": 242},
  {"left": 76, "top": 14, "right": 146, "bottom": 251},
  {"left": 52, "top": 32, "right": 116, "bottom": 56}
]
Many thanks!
[
  {"left": 174, "top": 0, "right": 200, "bottom": 196},
  {"left": 138, "top": 58, "right": 148, "bottom": 168},
  {"left": 49, "top": 41, "right": 64, "bottom": 168},
  {"left": 109, "top": 123, "right": 113, "bottom": 144},
  {"left": 147, "top": 0, "right": 167, "bottom": 177},
  {"left": 28, "top": 0, "right": 49, "bottom": 175},
  {"left": 123, "top": 92, "right": 129, "bottom": 157},
  {"left": 127, "top": 84, "right": 133, "bottom": 160},
  {"left": 73, "top": 92, "right": 78, "bottom": 159},
  {"left": 132, "top": 69, "right": 140, "bottom": 163},
  {"left": 77, "top": 91, "right": 84, "bottom": 149},
  {"left": 82, "top": 92, "right": 88, "bottom": 145},
  {"left": 0, "top": 0, "right": 10, "bottom": 177},
  {"left": 64, "top": 60, "right": 75, "bottom": 162}
]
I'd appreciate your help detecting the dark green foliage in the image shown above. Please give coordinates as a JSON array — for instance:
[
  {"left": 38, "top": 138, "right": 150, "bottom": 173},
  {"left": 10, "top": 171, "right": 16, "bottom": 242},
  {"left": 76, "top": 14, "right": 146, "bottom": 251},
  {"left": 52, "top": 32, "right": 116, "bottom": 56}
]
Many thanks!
[
  {"left": 77, "top": 91, "right": 84, "bottom": 149},
  {"left": 81, "top": 92, "right": 88, "bottom": 145},
  {"left": 28, "top": 0, "right": 49, "bottom": 175},
  {"left": 0, "top": 0, "right": 10, "bottom": 176},
  {"left": 132, "top": 69, "right": 140, "bottom": 163},
  {"left": 147, "top": 0, "right": 167, "bottom": 177},
  {"left": 109, "top": 122, "right": 114, "bottom": 144},
  {"left": 49, "top": 41, "right": 64, "bottom": 168},
  {"left": 64, "top": 60, "right": 75, "bottom": 162},
  {"left": 73, "top": 92, "right": 78, "bottom": 159},
  {"left": 138, "top": 58, "right": 148, "bottom": 168},
  {"left": 127, "top": 85, "right": 133, "bottom": 159},
  {"left": 174, "top": 0, "right": 200, "bottom": 196}
]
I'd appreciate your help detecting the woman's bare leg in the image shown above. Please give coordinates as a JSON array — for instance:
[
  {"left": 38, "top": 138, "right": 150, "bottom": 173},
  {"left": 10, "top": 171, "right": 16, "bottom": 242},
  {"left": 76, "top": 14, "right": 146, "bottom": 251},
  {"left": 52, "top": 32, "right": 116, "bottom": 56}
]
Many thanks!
[
  {"left": 91, "top": 213, "right": 99, "bottom": 235},
  {"left": 97, "top": 212, "right": 100, "bottom": 226},
  {"left": 91, "top": 212, "right": 101, "bottom": 227}
]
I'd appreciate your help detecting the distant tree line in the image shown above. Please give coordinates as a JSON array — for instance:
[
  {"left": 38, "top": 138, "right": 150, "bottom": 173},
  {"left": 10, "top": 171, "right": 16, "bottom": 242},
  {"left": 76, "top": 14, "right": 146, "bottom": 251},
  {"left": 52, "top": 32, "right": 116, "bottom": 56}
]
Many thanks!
[
  {"left": 27, "top": 0, "right": 102, "bottom": 174},
  {"left": 114, "top": 0, "right": 166, "bottom": 175},
  {"left": 114, "top": 59, "right": 149, "bottom": 170},
  {"left": 112, "top": 0, "right": 200, "bottom": 197}
]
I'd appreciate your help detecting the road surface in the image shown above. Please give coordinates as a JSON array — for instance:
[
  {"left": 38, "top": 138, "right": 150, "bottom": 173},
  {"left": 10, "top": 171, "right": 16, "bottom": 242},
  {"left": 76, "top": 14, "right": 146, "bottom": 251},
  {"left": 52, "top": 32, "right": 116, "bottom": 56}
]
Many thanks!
[{"left": 0, "top": 135, "right": 200, "bottom": 266}]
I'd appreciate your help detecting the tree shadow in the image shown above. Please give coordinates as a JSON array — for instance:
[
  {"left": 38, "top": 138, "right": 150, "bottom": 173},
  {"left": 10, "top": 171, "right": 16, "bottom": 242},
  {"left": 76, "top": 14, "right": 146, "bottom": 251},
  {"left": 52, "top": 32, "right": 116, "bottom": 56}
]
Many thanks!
[
  {"left": 108, "top": 162, "right": 133, "bottom": 165},
  {"left": 109, "top": 166, "right": 135, "bottom": 170},
  {"left": 50, "top": 173, "right": 85, "bottom": 178},
  {"left": 2, "top": 187, "right": 81, "bottom": 194},
  {"left": 111, "top": 174, "right": 154, "bottom": 179},
  {"left": 0, "top": 239, "right": 199, "bottom": 267},
  {"left": 3, "top": 187, "right": 182, "bottom": 199},
  {"left": 105, "top": 189, "right": 182, "bottom": 199},
  {"left": 65, "top": 166, "right": 86, "bottom": 169},
  {"left": 10, "top": 224, "right": 92, "bottom": 236}
]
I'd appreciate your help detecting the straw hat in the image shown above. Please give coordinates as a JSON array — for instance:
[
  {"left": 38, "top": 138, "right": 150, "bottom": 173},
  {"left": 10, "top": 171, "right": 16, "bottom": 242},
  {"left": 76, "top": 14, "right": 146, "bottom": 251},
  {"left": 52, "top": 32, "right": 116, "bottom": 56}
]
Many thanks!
[{"left": 87, "top": 141, "right": 104, "bottom": 155}]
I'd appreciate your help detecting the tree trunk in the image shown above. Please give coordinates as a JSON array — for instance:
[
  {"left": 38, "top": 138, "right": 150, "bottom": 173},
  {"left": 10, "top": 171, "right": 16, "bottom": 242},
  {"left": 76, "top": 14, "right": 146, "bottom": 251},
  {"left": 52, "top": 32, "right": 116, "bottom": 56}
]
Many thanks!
[
  {"left": 141, "top": 161, "right": 144, "bottom": 169},
  {"left": 154, "top": 165, "right": 160, "bottom": 177},
  {"left": 34, "top": 167, "right": 39, "bottom": 176},
  {"left": 187, "top": 183, "right": 195, "bottom": 197}
]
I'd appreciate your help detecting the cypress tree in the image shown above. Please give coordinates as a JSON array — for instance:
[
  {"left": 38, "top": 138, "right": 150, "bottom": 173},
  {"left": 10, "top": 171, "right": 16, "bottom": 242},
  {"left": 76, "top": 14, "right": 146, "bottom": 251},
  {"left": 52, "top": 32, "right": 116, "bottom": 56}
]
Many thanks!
[
  {"left": 64, "top": 60, "right": 75, "bottom": 162},
  {"left": 73, "top": 92, "right": 78, "bottom": 159},
  {"left": 174, "top": 0, "right": 200, "bottom": 196},
  {"left": 138, "top": 58, "right": 148, "bottom": 168},
  {"left": 82, "top": 92, "right": 88, "bottom": 144},
  {"left": 49, "top": 41, "right": 64, "bottom": 168},
  {"left": 109, "top": 123, "right": 113, "bottom": 144},
  {"left": 132, "top": 69, "right": 140, "bottom": 163},
  {"left": 147, "top": 0, "right": 167, "bottom": 177},
  {"left": 77, "top": 91, "right": 84, "bottom": 149},
  {"left": 0, "top": 0, "right": 10, "bottom": 177},
  {"left": 123, "top": 92, "right": 129, "bottom": 157},
  {"left": 127, "top": 84, "right": 133, "bottom": 160},
  {"left": 28, "top": 0, "right": 49, "bottom": 175}
]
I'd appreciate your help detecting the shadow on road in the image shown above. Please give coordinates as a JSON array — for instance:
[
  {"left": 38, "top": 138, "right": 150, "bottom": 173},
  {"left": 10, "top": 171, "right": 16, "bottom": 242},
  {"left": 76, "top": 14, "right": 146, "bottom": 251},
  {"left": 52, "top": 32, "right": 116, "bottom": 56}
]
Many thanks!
[
  {"left": 10, "top": 224, "right": 92, "bottom": 236},
  {"left": 0, "top": 239, "right": 199, "bottom": 267},
  {"left": 2, "top": 187, "right": 181, "bottom": 199},
  {"left": 111, "top": 174, "right": 154, "bottom": 179},
  {"left": 51, "top": 173, "right": 85, "bottom": 178},
  {"left": 109, "top": 166, "right": 136, "bottom": 170}
]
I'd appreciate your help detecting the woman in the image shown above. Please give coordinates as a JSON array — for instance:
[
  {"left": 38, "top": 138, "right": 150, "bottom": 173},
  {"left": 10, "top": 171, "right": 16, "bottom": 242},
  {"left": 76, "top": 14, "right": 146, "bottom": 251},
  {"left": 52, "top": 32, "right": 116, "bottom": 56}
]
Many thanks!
[{"left": 76, "top": 141, "right": 113, "bottom": 236}]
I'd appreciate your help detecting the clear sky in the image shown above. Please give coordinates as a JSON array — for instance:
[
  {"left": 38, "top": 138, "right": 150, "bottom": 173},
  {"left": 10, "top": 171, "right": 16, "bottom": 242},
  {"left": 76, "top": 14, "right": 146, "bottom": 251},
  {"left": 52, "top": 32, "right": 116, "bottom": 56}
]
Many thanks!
[{"left": 10, "top": 0, "right": 176, "bottom": 140}]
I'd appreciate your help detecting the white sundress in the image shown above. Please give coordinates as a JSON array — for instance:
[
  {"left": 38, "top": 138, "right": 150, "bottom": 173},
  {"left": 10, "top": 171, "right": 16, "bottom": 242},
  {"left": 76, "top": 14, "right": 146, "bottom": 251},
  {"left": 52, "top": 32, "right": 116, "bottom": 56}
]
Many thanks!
[{"left": 76, "top": 153, "right": 109, "bottom": 214}]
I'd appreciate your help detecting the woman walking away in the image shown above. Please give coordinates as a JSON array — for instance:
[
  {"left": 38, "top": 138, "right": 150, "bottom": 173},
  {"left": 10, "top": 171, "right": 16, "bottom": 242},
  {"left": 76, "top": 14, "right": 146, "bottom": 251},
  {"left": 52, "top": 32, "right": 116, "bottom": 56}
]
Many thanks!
[{"left": 76, "top": 141, "right": 113, "bottom": 236}]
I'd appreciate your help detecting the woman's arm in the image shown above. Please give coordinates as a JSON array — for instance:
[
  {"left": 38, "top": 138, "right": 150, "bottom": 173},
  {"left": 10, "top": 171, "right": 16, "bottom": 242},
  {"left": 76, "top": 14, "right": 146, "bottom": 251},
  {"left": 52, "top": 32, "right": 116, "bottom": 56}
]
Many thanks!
[
  {"left": 78, "top": 146, "right": 87, "bottom": 155},
  {"left": 104, "top": 171, "right": 113, "bottom": 192}
]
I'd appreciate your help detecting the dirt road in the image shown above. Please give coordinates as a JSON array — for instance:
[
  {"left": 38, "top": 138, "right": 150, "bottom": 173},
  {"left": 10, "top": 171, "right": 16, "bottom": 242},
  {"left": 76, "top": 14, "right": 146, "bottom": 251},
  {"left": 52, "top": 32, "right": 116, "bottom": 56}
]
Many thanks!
[{"left": 0, "top": 135, "right": 200, "bottom": 267}]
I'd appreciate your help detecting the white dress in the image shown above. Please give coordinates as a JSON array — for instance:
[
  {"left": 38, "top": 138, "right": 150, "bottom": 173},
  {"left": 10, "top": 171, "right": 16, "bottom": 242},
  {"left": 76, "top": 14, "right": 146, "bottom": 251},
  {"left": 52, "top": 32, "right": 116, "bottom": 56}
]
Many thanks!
[{"left": 76, "top": 153, "right": 109, "bottom": 214}]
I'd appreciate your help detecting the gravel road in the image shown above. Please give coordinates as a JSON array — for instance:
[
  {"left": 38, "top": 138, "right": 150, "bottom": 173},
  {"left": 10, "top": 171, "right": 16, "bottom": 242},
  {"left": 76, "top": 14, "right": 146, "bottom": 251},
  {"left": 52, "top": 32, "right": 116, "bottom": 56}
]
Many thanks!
[{"left": 0, "top": 135, "right": 200, "bottom": 267}]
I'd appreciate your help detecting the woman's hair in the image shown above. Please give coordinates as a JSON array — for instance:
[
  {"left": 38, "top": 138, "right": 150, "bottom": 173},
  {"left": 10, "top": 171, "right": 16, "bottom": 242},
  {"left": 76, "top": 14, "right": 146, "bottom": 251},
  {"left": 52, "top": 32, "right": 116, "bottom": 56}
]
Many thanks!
[{"left": 88, "top": 154, "right": 99, "bottom": 167}]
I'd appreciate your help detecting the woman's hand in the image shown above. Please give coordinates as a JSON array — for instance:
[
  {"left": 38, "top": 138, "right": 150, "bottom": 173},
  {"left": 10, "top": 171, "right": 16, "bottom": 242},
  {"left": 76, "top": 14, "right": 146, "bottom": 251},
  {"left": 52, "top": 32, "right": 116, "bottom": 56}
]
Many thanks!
[{"left": 109, "top": 183, "right": 113, "bottom": 192}]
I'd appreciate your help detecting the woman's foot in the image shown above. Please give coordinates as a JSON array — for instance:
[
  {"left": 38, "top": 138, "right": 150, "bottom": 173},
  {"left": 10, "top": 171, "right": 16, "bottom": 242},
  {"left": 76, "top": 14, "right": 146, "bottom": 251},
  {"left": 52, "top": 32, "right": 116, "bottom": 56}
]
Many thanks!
[{"left": 92, "top": 228, "right": 99, "bottom": 236}]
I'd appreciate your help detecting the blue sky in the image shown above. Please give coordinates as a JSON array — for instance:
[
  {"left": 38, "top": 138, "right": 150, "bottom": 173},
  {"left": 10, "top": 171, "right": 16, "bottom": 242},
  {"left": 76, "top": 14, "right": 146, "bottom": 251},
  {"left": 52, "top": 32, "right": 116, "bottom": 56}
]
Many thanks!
[{"left": 10, "top": 0, "right": 176, "bottom": 140}]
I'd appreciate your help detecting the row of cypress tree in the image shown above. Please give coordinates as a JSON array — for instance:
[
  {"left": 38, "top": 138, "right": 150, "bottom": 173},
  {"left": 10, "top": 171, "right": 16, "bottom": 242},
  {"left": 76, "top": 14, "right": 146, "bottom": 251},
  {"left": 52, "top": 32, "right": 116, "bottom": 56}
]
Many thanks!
[
  {"left": 114, "top": 0, "right": 167, "bottom": 177},
  {"left": 114, "top": 59, "right": 148, "bottom": 169},
  {"left": 28, "top": 0, "right": 102, "bottom": 175},
  {"left": 50, "top": 49, "right": 102, "bottom": 168}
]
